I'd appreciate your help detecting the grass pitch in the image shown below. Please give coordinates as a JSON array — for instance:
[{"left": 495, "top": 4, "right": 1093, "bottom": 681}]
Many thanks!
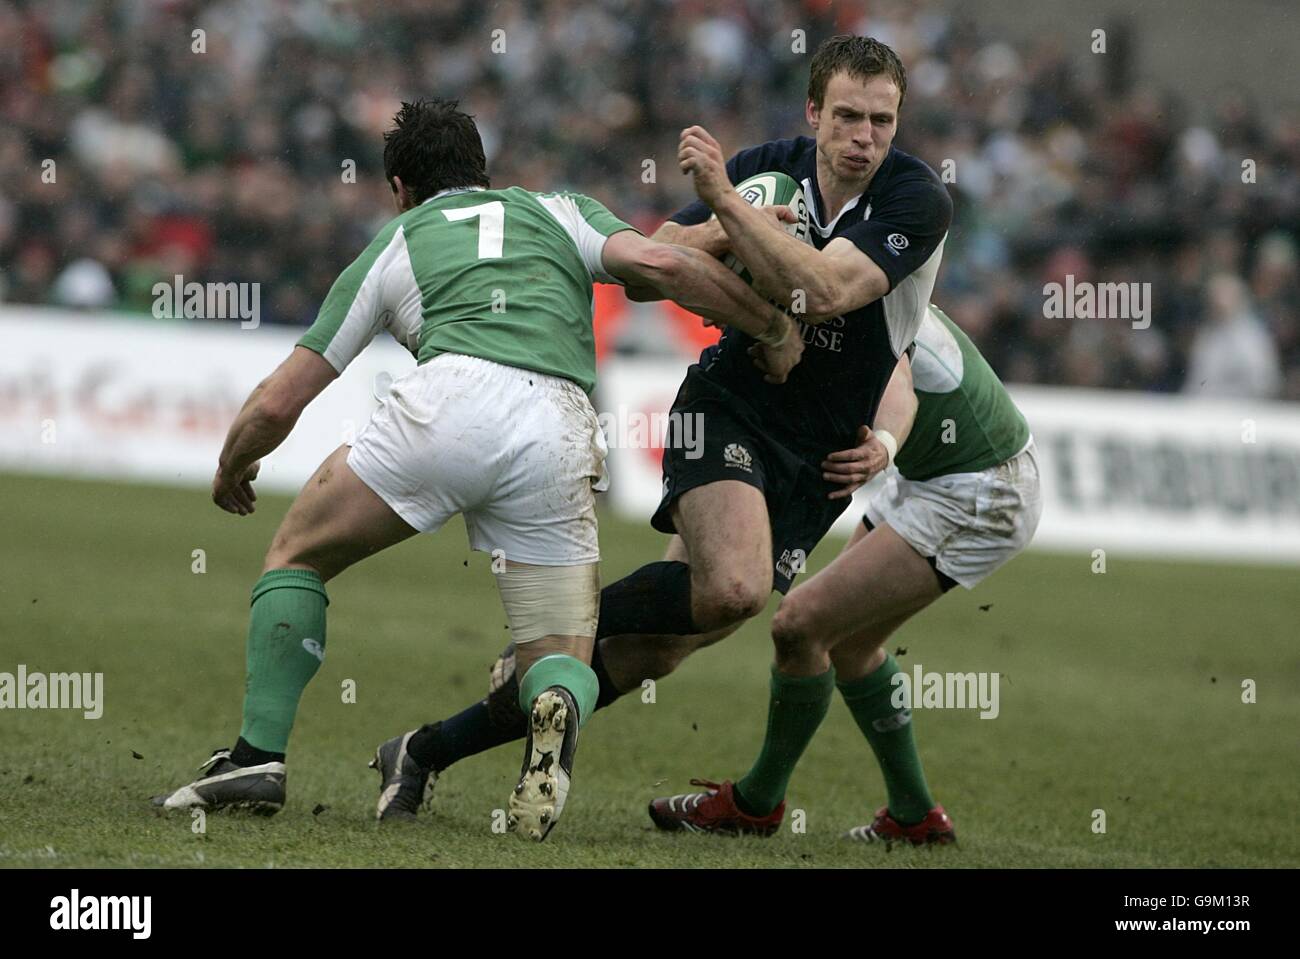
[{"left": 0, "top": 472, "right": 1295, "bottom": 868}]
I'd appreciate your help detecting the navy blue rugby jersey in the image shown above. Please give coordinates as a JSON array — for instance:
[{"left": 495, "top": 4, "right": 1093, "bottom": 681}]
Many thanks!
[{"left": 669, "top": 136, "right": 951, "bottom": 455}]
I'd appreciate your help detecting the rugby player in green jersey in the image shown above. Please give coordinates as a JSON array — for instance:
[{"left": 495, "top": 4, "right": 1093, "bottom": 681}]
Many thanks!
[
  {"left": 151, "top": 98, "right": 804, "bottom": 841},
  {"left": 649, "top": 305, "right": 1042, "bottom": 840}
]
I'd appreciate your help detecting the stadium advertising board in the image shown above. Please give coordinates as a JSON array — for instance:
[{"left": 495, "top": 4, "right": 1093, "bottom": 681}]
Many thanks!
[
  {"left": 0, "top": 307, "right": 414, "bottom": 494},
  {"left": 598, "top": 358, "right": 1300, "bottom": 564},
  {"left": 2, "top": 309, "right": 1297, "bottom": 564}
]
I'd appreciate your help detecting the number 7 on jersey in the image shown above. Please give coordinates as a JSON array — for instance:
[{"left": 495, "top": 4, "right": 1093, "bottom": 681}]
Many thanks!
[{"left": 443, "top": 201, "right": 505, "bottom": 259}]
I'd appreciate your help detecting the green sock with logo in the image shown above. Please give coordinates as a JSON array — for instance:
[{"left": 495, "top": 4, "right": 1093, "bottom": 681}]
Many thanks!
[
  {"left": 734, "top": 665, "right": 836, "bottom": 817},
  {"left": 838, "top": 654, "right": 934, "bottom": 825},
  {"left": 238, "top": 569, "right": 329, "bottom": 754},
  {"left": 517, "top": 654, "right": 599, "bottom": 728}
]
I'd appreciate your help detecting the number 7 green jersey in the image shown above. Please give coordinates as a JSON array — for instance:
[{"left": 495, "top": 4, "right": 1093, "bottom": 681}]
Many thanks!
[{"left": 298, "top": 186, "right": 637, "bottom": 394}]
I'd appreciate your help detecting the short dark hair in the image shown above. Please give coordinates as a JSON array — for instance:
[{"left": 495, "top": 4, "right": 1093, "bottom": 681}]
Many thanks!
[
  {"left": 807, "top": 35, "right": 907, "bottom": 112},
  {"left": 382, "top": 98, "right": 489, "bottom": 204}
]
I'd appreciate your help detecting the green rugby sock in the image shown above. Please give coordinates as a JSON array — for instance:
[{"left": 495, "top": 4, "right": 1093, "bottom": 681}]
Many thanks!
[
  {"left": 838, "top": 654, "right": 935, "bottom": 824},
  {"left": 238, "top": 569, "right": 329, "bottom": 754},
  {"left": 518, "top": 654, "right": 599, "bottom": 728},
  {"left": 735, "top": 665, "right": 835, "bottom": 817}
]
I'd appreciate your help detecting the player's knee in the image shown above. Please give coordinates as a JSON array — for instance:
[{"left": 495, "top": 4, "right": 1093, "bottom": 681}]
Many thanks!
[
  {"left": 693, "top": 576, "right": 767, "bottom": 631},
  {"left": 770, "top": 601, "right": 820, "bottom": 661}
]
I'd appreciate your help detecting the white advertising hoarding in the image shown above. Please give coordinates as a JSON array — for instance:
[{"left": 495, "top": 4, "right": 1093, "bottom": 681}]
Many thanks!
[
  {"left": 2, "top": 308, "right": 1298, "bottom": 564},
  {"left": 0, "top": 308, "right": 415, "bottom": 493},
  {"left": 595, "top": 358, "right": 1300, "bottom": 564}
]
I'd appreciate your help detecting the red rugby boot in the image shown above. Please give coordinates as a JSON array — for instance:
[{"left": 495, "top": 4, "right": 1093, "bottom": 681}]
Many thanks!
[
  {"left": 648, "top": 779, "right": 784, "bottom": 836},
  {"left": 844, "top": 804, "right": 957, "bottom": 847}
]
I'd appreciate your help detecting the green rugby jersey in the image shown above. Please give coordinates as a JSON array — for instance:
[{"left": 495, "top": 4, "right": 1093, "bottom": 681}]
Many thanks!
[
  {"left": 298, "top": 186, "right": 636, "bottom": 394},
  {"left": 894, "top": 306, "right": 1031, "bottom": 481}
]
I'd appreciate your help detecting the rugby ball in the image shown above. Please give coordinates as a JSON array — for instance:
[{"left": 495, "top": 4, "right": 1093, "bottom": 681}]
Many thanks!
[{"left": 719, "top": 171, "right": 812, "bottom": 284}]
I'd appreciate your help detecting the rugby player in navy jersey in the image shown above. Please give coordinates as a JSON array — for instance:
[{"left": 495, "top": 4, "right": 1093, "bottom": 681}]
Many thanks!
[{"left": 370, "top": 36, "right": 954, "bottom": 823}]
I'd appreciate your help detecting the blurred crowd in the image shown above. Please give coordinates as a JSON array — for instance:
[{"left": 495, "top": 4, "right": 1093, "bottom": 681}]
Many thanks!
[{"left": 2, "top": 0, "right": 1298, "bottom": 398}]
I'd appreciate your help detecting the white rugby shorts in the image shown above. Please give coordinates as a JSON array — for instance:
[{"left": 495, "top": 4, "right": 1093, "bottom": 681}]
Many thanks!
[
  {"left": 864, "top": 439, "right": 1042, "bottom": 589},
  {"left": 347, "top": 352, "right": 608, "bottom": 566}
]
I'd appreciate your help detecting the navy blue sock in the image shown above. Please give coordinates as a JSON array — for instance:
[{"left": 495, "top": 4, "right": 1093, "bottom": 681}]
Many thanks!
[
  {"left": 407, "top": 705, "right": 510, "bottom": 773},
  {"left": 597, "top": 561, "right": 696, "bottom": 638}
]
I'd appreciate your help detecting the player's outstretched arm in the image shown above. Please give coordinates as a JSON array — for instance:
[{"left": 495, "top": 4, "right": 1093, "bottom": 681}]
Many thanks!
[
  {"left": 212, "top": 347, "right": 338, "bottom": 515},
  {"left": 650, "top": 205, "right": 795, "bottom": 259},
  {"left": 651, "top": 219, "right": 730, "bottom": 258},
  {"left": 214, "top": 209, "right": 417, "bottom": 514},
  {"left": 602, "top": 231, "right": 802, "bottom": 376},
  {"left": 822, "top": 352, "right": 917, "bottom": 499}
]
